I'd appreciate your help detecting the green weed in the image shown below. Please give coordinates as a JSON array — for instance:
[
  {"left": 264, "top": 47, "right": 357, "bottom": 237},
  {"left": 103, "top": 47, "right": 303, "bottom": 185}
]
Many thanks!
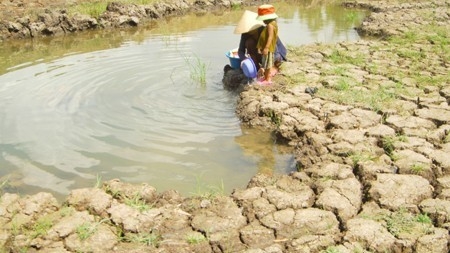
[
  {"left": 184, "top": 53, "right": 208, "bottom": 86},
  {"left": 32, "top": 217, "right": 53, "bottom": 238},
  {"left": 384, "top": 209, "right": 414, "bottom": 237},
  {"left": 192, "top": 176, "right": 225, "bottom": 200},
  {"left": 186, "top": 232, "right": 207, "bottom": 244},
  {"left": 76, "top": 222, "right": 97, "bottom": 240},
  {"left": 124, "top": 194, "right": 152, "bottom": 212},
  {"left": 335, "top": 78, "right": 351, "bottom": 91},
  {"left": 381, "top": 136, "right": 396, "bottom": 157},
  {"left": 327, "top": 49, "right": 365, "bottom": 65},
  {"left": 321, "top": 246, "right": 341, "bottom": 253},
  {"left": 127, "top": 232, "right": 161, "bottom": 247},
  {"left": 350, "top": 152, "right": 376, "bottom": 167},
  {"left": 0, "top": 176, "right": 9, "bottom": 192},
  {"left": 416, "top": 213, "right": 432, "bottom": 224},
  {"left": 68, "top": 1, "right": 108, "bottom": 18},
  {"left": 95, "top": 174, "right": 102, "bottom": 188},
  {"left": 76, "top": 218, "right": 110, "bottom": 240},
  {"left": 410, "top": 163, "right": 425, "bottom": 174},
  {"left": 345, "top": 11, "right": 358, "bottom": 23},
  {"left": 59, "top": 206, "right": 75, "bottom": 217},
  {"left": 231, "top": 2, "right": 242, "bottom": 10}
]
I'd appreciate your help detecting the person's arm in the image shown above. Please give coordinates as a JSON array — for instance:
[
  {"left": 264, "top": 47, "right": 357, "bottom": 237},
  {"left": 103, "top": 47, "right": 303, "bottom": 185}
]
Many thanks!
[{"left": 262, "top": 23, "right": 274, "bottom": 55}]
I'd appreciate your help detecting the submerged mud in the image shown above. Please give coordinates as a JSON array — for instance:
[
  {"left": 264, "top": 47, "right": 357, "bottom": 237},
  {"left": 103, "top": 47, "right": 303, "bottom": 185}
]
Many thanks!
[{"left": 1, "top": 0, "right": 450, "bottom": 252}]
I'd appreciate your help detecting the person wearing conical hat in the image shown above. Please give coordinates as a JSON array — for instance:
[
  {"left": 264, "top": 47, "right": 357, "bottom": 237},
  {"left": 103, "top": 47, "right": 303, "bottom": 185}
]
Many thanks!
[
  {"left": 234, "top": 9, "right": 287, "bottom": 72},
  {"left": 256, "top": 4, "right": 278, "bottom": 84},
  {"left": 234, "top": 10, "right": 265, "bottom": 68}
]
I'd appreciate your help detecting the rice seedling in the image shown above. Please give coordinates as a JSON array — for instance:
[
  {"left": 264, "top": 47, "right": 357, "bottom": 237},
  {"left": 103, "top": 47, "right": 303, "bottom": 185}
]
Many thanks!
[{"left": 183, "top": 53, "right": 209, "bottom": 86}]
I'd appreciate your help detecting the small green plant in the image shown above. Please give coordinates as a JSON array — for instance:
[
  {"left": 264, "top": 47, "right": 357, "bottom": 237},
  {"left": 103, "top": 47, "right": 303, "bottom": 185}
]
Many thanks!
[
  {"left": 416, "top": 213, "right": 432, "bottom": 224},
  {"left": 32, "top": 217, "right": 53, "bottom": 238},
  {"left": 10, "top": 218, "right": 23, "bottom": 236},
  {"left": 410, "top": 163, "right": 425, "bottom": 174},
  {"left": 335, "top": 78, "right": 351, "bottom": 91},
  {"left": 184, "top": 53, "right": 208, "bottom": 86},
  {"left": 384, "top": 209, "right": 414, "bottom": 237},
  {"left": 350, "top": 152, "right": 376, "bottom": 167},
  {"left": 0, "top": 176, "right": 9, "bottom": 192},
  {"left": 68, "top": 1, "right": 108, "bottom": 18},
  {"left": 265, "top": 110, "right": 282, "bottom": 126},
  {"left": 59, "top": 206, "right": 75, "bottom": 217},
  {"left": 95, "top": 174, "right": 102, "bottom": 188},
  {"left": 76, "top": 222, "right": 97, "bottom": 240},
  {"left": 192, "top": 176, "right": 225, "bottom": 200},
  {"left": 124, "top": 194, "right": 151, "bottom": 212},
  {"left": 186, "top": 232, "right": 207, "bottom": 244},
  {"left": 127, "top": 232, "right": 161, "bottom": 247},
  {"left": 231, "top": 2, "right": 242, "bottom": 10},
  {"left": 76, "top": 218, "right": 110, "bottom": 241},
  {"left": 382, "top": 136, "right": 396, "bottom": 157},
  {"left": 345, "top": 11, "right": 358, "bottom": 23},
  {"left": 321, "top": 246, "right": 341, "bottom": 253},
  {"left": 327, "top": 49, "right": 365, "bottom": 66}
]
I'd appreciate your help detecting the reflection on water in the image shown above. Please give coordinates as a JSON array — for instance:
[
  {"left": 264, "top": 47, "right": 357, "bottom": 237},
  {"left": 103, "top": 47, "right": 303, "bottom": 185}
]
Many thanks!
[{"left": 0, "top": 2, "right": 366, "bottom": 201}]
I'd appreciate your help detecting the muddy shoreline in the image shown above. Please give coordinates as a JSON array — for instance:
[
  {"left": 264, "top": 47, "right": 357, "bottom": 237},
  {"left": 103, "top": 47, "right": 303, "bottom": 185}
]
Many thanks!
[{"left": 1, "top": 0, "right": 450, "bottom": 252}]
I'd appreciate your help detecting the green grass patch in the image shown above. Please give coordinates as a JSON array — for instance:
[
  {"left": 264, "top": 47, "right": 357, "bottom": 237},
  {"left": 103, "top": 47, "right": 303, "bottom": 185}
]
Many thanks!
[
  {"left": 76, "top": 222, "right": 97, "bottom": 240},
  {"left": 76, "top": 218, "right": 110, "bottom": 240},
  {"left": 126, "top": 232, "right": 161, "bottom": 247},
  {"left": 186, "top": 232, "right": 207, "bottom": 244},
  {"left": 327, "top": 49, "right": 365, "bottom": 66},
  {"left": 383, "top": 209, "right": 434, "bottom": 238},
  {"left": 124, "top": 194, "right": 152, "bottom": 212},
  {"left": 410, "top": 163, "right": 426, "bottom": 174},
  {"left": 69, "top": 1, "right": 108, "bottom": 18},
  {"left": 350, "top": 152, "right": 377, "bottom": 167},
  {"left": 317, "top": 84, "right": 397, "bottom": 113},
  {"left": 416, "top": 213, "right": 432, "bottom": 224},
  {"left": 67, "top": 0, "right": 158, "bottom": 18},
  {"left": 32, "top": 217, "right": 53, "bottom": 238}
]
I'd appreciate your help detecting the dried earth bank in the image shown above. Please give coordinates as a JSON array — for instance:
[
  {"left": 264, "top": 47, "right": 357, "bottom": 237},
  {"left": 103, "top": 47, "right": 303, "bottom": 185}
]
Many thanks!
[
  {"left": 0, "top": 0, "right": 238, "bottom": 41},
  {"left": 1, "top": 1, "right": 450, "bottom": 253}
]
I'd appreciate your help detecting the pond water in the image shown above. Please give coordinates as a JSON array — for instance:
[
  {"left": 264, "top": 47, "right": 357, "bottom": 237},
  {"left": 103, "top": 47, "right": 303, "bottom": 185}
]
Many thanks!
[{"left": 0, "top": 2, "right": 367, "bottom": 200}]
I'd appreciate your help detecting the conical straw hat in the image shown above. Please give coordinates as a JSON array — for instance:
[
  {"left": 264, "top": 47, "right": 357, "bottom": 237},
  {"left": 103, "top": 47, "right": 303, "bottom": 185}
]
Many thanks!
[{"left": 234, "top": 10, "right": 264, "bottom": 34}]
